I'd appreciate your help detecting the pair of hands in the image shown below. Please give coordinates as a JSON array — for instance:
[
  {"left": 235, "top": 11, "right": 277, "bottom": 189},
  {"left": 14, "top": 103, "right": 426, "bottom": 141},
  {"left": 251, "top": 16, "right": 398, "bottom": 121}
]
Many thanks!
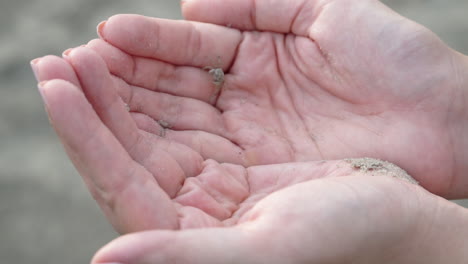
[{"left": 32, "top": 0, "right": 468, "bottom": 263}]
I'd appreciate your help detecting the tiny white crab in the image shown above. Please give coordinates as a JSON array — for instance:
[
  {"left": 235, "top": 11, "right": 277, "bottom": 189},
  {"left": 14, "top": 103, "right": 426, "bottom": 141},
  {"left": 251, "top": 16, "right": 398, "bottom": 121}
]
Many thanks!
[
  {"left": 205, "top": 66, "right": 224, "bottom": 87},
  {"left": 204, "top": 57, "right": 225, "bottom": 104}
]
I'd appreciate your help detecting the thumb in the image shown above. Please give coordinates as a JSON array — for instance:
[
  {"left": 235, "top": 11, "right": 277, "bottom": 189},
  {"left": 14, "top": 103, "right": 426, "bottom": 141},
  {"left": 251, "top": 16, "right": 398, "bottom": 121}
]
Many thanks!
[
  {"left": 91, "top": 227, "right": 267, "bottom": 264},
  {"left": 181, "top": 0, "right": 322, "bottom": 36}
]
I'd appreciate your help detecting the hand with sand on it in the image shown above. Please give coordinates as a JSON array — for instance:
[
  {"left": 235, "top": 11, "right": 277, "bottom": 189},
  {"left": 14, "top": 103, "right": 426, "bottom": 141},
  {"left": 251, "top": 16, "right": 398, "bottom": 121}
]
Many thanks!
[
  {"left": 84, "top": 0, "right": 468, "bottom": 199},
  {"left": 24, "top": 58, "right": 468, "bottom": 260},
  {"left": 31, "top": 0, "right": 468, "bottom": 262},
  {"left": 31, "top": 51, "right": 468, "bottom": 263},
  {"left": 88, "top": 169, "right": 468, "bottom": 264},
  {"left": 32, "top": 51, "right": 468, "bottom": 263}
]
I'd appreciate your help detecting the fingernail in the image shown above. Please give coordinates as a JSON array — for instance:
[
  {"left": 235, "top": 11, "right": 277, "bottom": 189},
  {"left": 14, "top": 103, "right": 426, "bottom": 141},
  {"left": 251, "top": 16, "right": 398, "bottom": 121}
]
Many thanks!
[
  {"left": 62, "top": 48, "right": 73, "bottom": 58},
  {"left": 97, "top": 20, "right": 107, "bottom": 39},
  {"left": 63, "top": 45, "right": 88, "bottom": 59},
  {"left": 38, "top": 81, "right": 54, "bottom": 125},
  {"left": 37, "top": 81, "right": 48, "bottom": 102},
  {"left": 30, "top": 58, "right": 41, "bottom": 81}
]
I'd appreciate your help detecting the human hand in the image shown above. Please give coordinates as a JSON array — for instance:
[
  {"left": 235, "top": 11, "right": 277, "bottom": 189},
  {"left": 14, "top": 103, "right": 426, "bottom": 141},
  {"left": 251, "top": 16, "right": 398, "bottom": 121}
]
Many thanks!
[
  {"left": 87, "top": 0, "right": 468, "bottom": 199},
  {"left": 31, "top": 51, "right": 418, "bottom": 236},
  {"left": 88, "top": 163, "right": 467, "bottom": 264},
  {"left": 27, "top": 50, "right": 468, "bottom": 260}
]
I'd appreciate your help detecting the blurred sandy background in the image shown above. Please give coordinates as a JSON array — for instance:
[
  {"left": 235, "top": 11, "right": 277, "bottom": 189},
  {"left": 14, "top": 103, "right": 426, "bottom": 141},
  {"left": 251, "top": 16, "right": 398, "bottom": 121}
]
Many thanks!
[{"left": 0, "top": 0, "right": 467, "bottom": 263}]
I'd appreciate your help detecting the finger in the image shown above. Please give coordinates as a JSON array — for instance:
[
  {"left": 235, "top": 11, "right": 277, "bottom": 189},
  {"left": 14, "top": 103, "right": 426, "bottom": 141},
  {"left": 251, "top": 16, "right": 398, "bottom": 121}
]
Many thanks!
[
  {"left": 175, "top": 160, "right": 249, "bottom": 220},
  {"left": 30, "top": 55, "right": 80, "bottom": 87},
  {"left": 116, "top": 116, "right": 249, "bottom": 222},
  {"left": 87, "top": 39, "right": 217, "bottom": 102},
  {"left": 63, "top": 47, "right": 141, "bottom": 150},
  {"left": 92, "top": 227, "right": 265, "bottom": 264},
  {"left": 130, "top": 112, "right": 247, "bottom": 165},
  {"left": 181, "top": 0, "right": 319, "bottom": 36},
  {"left": 129, "top": 112, "right": 165, "bottom": 136},
  {"left": 139, "top": 130, "right": 206, "bottom": 181},
  {"left": 97, "top": 14, "right": 242, "bottom": 69},
  {"left": 166, "top": 130, "right": 247, "bottom": 165},
  {"left": 112, "top": 76, "right": 227, "bottom": 137},
  {"left": 38, "top": 79, "right": 178, "bottom": 232},
  {"left": 65, "top": 47, "right": 202, "bottom": 197}
]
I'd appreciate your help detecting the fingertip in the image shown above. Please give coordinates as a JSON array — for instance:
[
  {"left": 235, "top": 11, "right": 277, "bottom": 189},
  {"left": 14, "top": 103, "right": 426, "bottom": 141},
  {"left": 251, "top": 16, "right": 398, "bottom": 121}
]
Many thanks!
[
  {"left": 30, "top": 57, "right": 41, "bottom": 65},
  {"left": 86, "top": 38, "right": 134, "bottom": 81},
  {"left": 30, "top": 55, "right": 83, "bottom": 92},
  {"left": 102, "top": 14, "right": 139, "bottom": 35},
  {"left": 91, "top": 232, "right": 154, "bottom": 264},
  {"left": 38, "top": 79, "right": 79, "bottom": 98},
  {"left": 67, "top": 45, "right": 93, "bottom": 58},
  {"left": 180, "top": 0, "right": 210, "bottom": 18},
  {"left": 180, "top": 0, "right": 205, "bottom": 21},
  {"left": 37, "top": 79, "right": 82, "bottom": 115},
  {"left": 91, "top": 237, "right": 120, "bottom": 263},
  {"left": 37, "top": 80, "right": 49, "bottom": 105},
  {"left": 94, "top": 228, "right": 260, "bottom": 264},
  {"left": 180, "top": 0, "right": 193, "bottom": 16},
  {"left": 97, "top": 20, "right": 107, "bottom": 39},
  {"left": 97, "top": 14, "right": 156, "bottom": 55},
  {"left": 30, "top": 55, "right": 61, "bottom": 81},
  {"left": 37, "top": 79, "right": 49, "bottom": 91},
  {"left": 62, "top": 48, "right": 73, "bottom": 59},
  {"left": 87, "top": 38, "right": 102, "bottom": 47},
  {"left": 62, "top": 45, "right": 90, "bottom": 69},
  {"left": 30, "top": 57, "right": 42, "bottom": 81},
  {"left": 181, "top": 0, "right": 246, "bottom": 27},
  {"left": 65, "top": 45, "right": 107, "bottom": 71}
]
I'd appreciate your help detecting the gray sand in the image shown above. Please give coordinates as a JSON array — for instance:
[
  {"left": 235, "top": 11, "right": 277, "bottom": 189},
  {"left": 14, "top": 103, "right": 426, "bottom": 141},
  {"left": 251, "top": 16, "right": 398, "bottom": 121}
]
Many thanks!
[
  {"left": 1, "top": 0, "right": 467, "bottom": 263},
  {"left": 346, "top": 157, "right": 419, "bottom": 185}
]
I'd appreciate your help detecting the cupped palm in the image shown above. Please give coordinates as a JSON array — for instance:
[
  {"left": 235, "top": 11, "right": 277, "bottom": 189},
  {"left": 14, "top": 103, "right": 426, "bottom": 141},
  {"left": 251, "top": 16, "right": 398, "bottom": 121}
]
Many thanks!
[{"left": 91, "top": 0, "right": 462, "bottom": 197}]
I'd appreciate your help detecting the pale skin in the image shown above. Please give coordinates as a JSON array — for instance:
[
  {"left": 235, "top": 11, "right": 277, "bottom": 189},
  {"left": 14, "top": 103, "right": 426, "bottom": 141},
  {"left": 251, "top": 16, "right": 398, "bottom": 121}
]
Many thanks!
[
  {"left": 31, "top": 0, "right": 468, "bottom": 263},
  {"left": 203, "top": 65, "right": 224, "bottom": 104}
]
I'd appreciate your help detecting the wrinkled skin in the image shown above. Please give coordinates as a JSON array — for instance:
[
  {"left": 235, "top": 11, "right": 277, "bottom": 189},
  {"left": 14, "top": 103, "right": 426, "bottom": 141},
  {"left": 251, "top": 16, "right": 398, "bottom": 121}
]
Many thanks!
[
  {"left": 89, "top": 0, "right": 467, "bottom": 197},
  {"left": 31, "top": 0, "right": 468, "bottom": 263}
]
